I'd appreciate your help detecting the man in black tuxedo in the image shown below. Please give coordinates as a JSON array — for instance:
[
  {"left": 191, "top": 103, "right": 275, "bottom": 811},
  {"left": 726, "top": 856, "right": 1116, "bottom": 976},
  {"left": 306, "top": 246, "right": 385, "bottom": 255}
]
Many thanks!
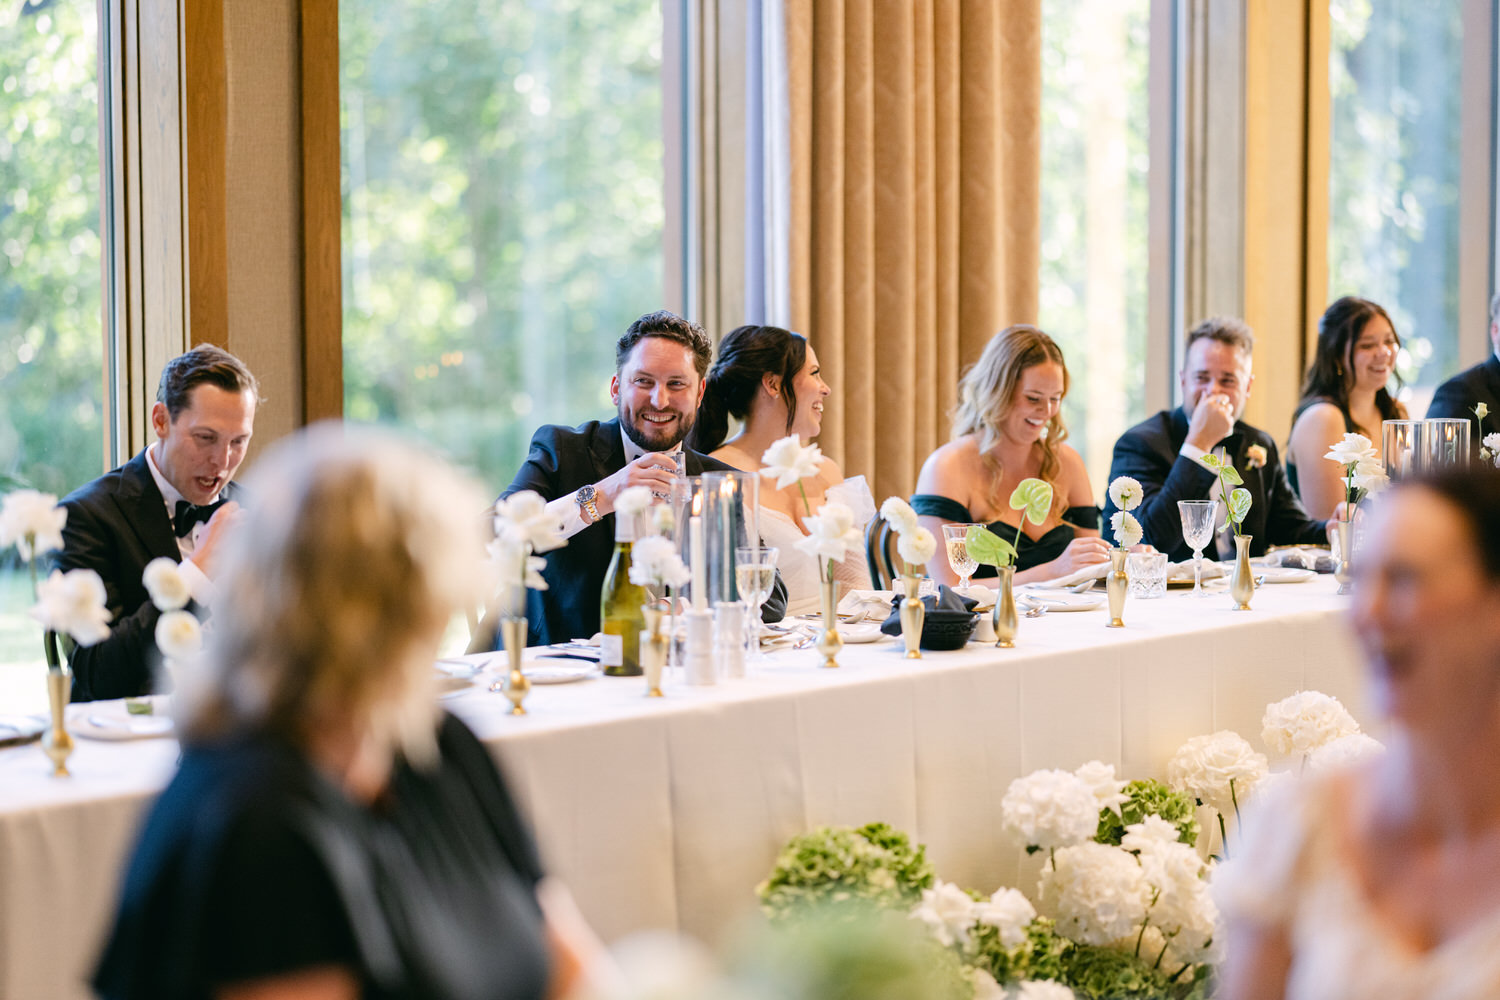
[
  {"left": 483, "top": 310, "right": 786, "bottom": 648},
  {"left": 1104, "top": 317, "right": 1328, "bottom": 562},
  {"left": 1426, "top": 292, "right": 1500, "bottom": 455},
  {"left": 55, "top": 345, "right": 258, "bottom": 701}
]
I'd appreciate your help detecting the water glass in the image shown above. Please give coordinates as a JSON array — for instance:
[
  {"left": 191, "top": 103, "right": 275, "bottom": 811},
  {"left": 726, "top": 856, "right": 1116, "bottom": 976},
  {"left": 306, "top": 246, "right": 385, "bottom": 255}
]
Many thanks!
[
  {"left": 1424, "top": 418, "right": 1471, "bottom": 469},
  {"left": 1127, "top": 551, "right": 1168, "bottom": 599},
  {"left": 941, "top": 523, "right": 984, "bottom": 590},
  {"left": 1382, "top": 419, "right": 1428, "bottom": 481}
]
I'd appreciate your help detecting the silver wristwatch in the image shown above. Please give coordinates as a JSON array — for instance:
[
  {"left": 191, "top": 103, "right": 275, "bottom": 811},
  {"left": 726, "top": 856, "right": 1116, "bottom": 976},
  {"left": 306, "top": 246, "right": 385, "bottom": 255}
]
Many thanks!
[{"left": 576, "top": 484, "right": 601, "bottom": 524}]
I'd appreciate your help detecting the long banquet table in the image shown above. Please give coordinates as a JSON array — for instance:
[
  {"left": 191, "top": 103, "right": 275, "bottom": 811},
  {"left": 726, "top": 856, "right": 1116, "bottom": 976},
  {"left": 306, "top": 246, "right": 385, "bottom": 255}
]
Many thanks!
[{"left": 0, "top": 574, "right": 1367, "bottom": 1000}]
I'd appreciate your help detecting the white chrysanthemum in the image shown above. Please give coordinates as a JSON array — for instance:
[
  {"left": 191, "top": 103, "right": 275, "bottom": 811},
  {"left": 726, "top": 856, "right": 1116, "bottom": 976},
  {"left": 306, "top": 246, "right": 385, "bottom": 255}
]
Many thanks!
[
  {"left": 795, "top": 501, "right": 862, "bottom": 565},
  {"left": 0, "top": 489, "right": 66, "bottom": 561},
  {"left": 142, "top": 557, "right": 191, "bottom": 612},
  {"left": 1038, "top": 842, "right": 1150, "bottom": 946},
  {"left": 1108, "top": 476, "right": 1143, "bottom": 512},
  {"left": 1001, "top": 769, "right": 1102, "bottom": 849},
  {"left": 896, "top": 526, "right": 937, "bottom": 568},
  {"left": 1306, "top": 732, "right": 1385, "bottom": 775},
  {"left": 910, "top": 880, "right": 977, "bottom": 948},
  {"left": 760, "top": 435, "right": 823, "bottom": 489},
  {"left": 1324, "top": 432, "right": 1377, "bottom": 469},
  {"left": 628, "top": 535, "right": 691, "bottom": 589},
  {"left": 974, "top": 887, "right": 1036, "bottom": 950},
  {"left": 652, "top": 503, "right": 677, "bottom": 535},
  {"left": 30, "top": 568, "right": 111, "bottom": 646},
  {"left": 880, "top": 496, "right": 920, "bottom": 535},
  {"left": 492, "top": 489, "right": 566, "bottom": 554},
  {"left": 613, "top": 486, "right": 654, "bottom": 519},
  {"left": 1261, "top": 690, "right": 1361, "bottom": 757},
  {"left": 154, "top": 609, "right": 203, "bottom": 661},
  {"left": 1015, "top": 980, "right": 1077, "bottom": 1000},
  {"left": 1074, "top": 760, "right": 1129, "bottom": 816},
  {"left": 1166, "top": 731, "right": 1268, "bottom": 815},
  {"left": 1110, "top": 511, "right": 1143, "bottom": 549}
]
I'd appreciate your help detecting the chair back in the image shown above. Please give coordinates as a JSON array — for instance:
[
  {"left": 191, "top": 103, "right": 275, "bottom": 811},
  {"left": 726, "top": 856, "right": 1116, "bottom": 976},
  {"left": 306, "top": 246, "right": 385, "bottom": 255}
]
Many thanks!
[{"left": 864, "top": 518, "right": 899, "bottom": 589}]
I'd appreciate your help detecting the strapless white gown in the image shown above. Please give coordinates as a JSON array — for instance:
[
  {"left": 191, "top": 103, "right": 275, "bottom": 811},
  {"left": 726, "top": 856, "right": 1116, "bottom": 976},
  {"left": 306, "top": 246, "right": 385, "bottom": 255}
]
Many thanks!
[{"left": 757, "top": 477, "right": 876, "bottom": 616}]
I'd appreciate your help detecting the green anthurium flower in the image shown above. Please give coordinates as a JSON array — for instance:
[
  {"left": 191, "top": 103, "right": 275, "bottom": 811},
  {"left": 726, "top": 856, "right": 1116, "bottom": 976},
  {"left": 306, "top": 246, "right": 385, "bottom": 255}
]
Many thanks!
[
  {"left": 965, "top": 524, "right": 1018, "bottom": 568},
  {"left": 1009, "top": 478, "right": 1054, "bottom": 526},
  {"left": 1227, "top": 487, "right": 1252, "bottom": 524}
]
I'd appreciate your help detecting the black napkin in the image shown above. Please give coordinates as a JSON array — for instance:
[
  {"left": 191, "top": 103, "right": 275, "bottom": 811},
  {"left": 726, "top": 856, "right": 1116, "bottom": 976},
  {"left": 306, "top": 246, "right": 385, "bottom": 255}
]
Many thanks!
[{"left": 880, "top": 584, "right": 979, "bottom": 636}]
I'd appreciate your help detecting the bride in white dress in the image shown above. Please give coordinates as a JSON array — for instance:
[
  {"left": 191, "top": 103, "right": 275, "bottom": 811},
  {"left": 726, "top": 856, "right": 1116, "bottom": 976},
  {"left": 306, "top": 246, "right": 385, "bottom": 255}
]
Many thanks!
[
  {"left": 1216, "top": 469, "right": 1500, "bottom": 1000},
  {"left": 689, "top": 325, "right": 875, "bottom": 616}
]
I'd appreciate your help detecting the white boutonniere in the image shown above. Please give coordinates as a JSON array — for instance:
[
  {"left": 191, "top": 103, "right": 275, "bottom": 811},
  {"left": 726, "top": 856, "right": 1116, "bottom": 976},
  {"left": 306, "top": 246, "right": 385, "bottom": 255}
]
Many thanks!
[{"left": 1244, "top": 444, "right": 1267, "bottom": 470}]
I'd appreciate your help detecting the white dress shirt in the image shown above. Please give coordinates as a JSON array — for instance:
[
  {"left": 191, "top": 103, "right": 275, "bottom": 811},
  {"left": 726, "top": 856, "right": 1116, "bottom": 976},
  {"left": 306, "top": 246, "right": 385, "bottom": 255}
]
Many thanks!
[{"left": 144, "top": 444, "right": 218, "bottom": 608}]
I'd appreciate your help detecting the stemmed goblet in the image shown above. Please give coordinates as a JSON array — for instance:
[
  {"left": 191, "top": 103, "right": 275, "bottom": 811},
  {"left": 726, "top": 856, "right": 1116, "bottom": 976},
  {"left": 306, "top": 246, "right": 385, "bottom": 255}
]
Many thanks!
[
  {"left": 735, "top": 545, "right": 779, "bottom": 660},
  {"left": 941, "top": 523, "right": 984, "bottom": 593},
  {"left": 1177, "top": 499, "right": 1218, "bottom": 597}
]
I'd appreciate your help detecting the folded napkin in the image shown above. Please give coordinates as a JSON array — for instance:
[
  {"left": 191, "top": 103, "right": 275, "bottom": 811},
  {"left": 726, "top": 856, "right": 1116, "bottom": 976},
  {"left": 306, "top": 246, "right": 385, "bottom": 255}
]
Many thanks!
[
  {"left": 1165, "top": 560, "right": 1226, "bottom": 582},
  {"left": 836, "top": 589, "right": 897, "bottom": 622},
  {"left": 880, "top": 585, "right": 978, "bottom": 636},
  {"left": 1260, "top": 546, "right": 1335, "bottom": 573},
  {"left": 1028, "top": 562, "right": 1111, "bottom": 590}
]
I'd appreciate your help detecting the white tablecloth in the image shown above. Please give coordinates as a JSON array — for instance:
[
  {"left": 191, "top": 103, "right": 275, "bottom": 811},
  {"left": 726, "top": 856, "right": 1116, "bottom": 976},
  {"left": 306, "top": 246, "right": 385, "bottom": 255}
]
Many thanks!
[{"left": 0, "top": 575, "right": 1367, "bottom": 1000}]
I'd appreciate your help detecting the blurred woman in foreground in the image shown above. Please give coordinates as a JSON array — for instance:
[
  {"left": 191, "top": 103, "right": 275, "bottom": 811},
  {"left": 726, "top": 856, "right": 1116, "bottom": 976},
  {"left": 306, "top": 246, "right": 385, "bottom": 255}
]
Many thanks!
[
  {"left": 94, "top": 425, "right": 597, "bottom": 1000},
  {"left": 1217, "top": 467, "right": 1500, "bottom": 999}
]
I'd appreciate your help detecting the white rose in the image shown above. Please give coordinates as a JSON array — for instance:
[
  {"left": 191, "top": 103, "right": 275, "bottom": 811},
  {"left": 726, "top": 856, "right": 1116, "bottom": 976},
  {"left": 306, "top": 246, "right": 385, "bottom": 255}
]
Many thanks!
[
  {"left": 30, "top": 568, "right": 111, "bottom": 646},
  {"left": 974, "top": 887, "right": 1036, "bottom": 950},
  {"left": 142, "top": 557, "right": 191, "bottom": 612},
  {"left": 1110, "top": 511, "right": 1143, "bottom": 549},
  {"left": 1166, "top": 731, "right": 1268, "bottom": 815},
  {"left": 1306, "top": 732, "right": 1385, "bottom": 775},
  {"left": 1324, "top": 432, "right": 1378, "bottom": 468},
  {"left": 1108, "top": 476, "right": 1143, "bottom": 512},
  {"left": 896, "top": 526, "right": 936, "bottom": 568},
  {"left": 1001, "top": 769, "right": 1101, "bottom": 849},
  {"left": 1352, "top": 459, "right": 1389, "bottom": 496},
  {"left": 760, "top": 435, "right": 823, "bottom": 489},
  {"left": 910, "top": 880, "right": 977, "bottom": 948},
  {"left": 1074, "top": 760, "right": 1129, "bottom": 816},
  {"left": 1261, "top": 690, "right": 1361, "bottom": 757},
  {"left": 880, "top": 496, "right": 920, "bottom": 535},
  {"left": 0, "top": 489, "right": 66, "bottom": 561},
  {"left": 794, "top": 501, "right": 862, "bottom": 565},
  {"left": 154, "top": 609, "right": 203, "bottom": 661},
  {"left": 1038, "top": 842, "right": 1150, "bottom": 946}
]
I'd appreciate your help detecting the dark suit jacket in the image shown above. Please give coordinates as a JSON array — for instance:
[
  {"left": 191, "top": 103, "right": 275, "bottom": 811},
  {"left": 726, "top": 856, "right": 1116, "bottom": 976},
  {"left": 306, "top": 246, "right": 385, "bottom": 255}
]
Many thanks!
[
  {"left": 1103, "top": 408, "right": 1326, "bottom": 563},
  {"left": 477, "top": 417, "right": 787, "bottom": 648},
  {"left": 1426, "top": 353, "right": 1500, "bottom": 455},
  {"left": 53, "top": 451, "right": 243, "bottom": 702}
]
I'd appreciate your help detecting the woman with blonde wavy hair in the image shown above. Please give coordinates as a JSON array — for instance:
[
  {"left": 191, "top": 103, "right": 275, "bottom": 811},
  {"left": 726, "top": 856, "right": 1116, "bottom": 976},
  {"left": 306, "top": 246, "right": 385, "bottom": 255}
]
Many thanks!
[
  {"left": 913, "top": 325, "right": 1109, "bottom": 587},
  {"left": 94, "top": 424, "right": 599, "bottom": 1000}
]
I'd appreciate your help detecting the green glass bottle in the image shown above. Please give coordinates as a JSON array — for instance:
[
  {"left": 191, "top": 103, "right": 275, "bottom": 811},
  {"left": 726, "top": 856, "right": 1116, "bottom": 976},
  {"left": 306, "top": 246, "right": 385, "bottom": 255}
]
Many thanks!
[{"left": 599, "top": 509, "right": 646, "bottom": 676}]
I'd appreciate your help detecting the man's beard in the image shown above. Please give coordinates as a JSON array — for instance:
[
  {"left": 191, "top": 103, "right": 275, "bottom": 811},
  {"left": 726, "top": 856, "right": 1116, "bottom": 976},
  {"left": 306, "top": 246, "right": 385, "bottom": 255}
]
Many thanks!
[{"left": 620, "top": 404, "right": 695, "bottom": 453}]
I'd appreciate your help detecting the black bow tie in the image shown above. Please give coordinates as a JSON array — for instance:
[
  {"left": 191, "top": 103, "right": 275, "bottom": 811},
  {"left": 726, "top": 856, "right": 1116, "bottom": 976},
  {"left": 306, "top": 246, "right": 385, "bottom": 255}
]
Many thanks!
[{"left": 173, "top": 499, "right": 225, "bottom": 538}]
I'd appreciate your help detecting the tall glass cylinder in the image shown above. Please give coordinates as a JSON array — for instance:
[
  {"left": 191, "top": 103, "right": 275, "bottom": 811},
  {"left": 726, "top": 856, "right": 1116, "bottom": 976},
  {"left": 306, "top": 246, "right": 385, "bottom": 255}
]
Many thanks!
[
  {"left": 700, "top": 471, "right": 759, "bottom": 607},
  {"left": 1381, "top": 419, "right": 1428, "bottom": 481},
  {"left": 1423, "top": 418, "right": 1470, "bottom": 470}
]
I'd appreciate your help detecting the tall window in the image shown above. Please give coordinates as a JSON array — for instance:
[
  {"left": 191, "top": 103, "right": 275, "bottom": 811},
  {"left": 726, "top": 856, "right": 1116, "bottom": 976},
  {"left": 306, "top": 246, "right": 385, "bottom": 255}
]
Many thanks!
[
  {"left": 1328, "top": 0, "right": 1461, "bottom": 412},
  {"left": 340, "top": 0, "right": 666, "bottom": 491},
  {"left": 1039, "top": 0, "right": 1152, "bottom": 494},
  {"left": 1, "top": 1, "right": 105, "bottom": 705}
]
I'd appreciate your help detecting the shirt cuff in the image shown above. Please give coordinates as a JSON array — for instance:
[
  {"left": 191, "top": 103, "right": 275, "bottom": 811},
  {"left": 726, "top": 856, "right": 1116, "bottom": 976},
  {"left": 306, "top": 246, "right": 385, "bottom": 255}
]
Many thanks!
[
  {"left": 177, "top": 557, "right": 217, "bottom": 609},
  {"left": 548, "top": 493, "right": 590, "bottom": 541},
  {"left": 1179, "top": 441, "right": 1214, "bottom": 471}
]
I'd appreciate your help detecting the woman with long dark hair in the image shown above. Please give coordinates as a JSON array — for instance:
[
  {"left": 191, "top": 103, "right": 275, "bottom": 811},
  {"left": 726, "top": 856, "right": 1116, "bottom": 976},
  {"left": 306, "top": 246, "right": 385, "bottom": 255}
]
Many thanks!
[{"left": 1286, "top": 296, "right": 1407, "bottom": 519}]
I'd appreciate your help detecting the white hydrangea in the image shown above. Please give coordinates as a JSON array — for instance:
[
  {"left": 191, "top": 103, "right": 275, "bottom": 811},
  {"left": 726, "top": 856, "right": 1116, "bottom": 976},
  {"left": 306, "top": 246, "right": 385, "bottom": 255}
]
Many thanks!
[
  {"left": 1074, "top": 760, "right": 1130, "bottom": 816},
  {"left": 970, "top": 969, "right": 1006, "bottom": 1000},
  {"left": 1014, "top": 980, "right": 1077, "bottom": 1000},
  {"left": 1166, "top": 731, "right": 1268, "bottom": 815},
  {"left": 1305, "top": 732, "right": 1385, "bottom": 775},
  {"left": 910, "top": 880, "right": 978, "bottom": 948},
  {"left": 1119, "top": 814, "right": 1181, "bottom": 853},
  {"left": 1261, "top": 690, "right": 1361, "bottom": 757},
  {"left": 974, "top": 887, "right": 1036, "bottom": 950},
  {"left": 1001, "top": 769, "right": 1103, "bottom": 849},
  {"left": 1038, "top": 842, "right": 1150, "bottom": 946}
]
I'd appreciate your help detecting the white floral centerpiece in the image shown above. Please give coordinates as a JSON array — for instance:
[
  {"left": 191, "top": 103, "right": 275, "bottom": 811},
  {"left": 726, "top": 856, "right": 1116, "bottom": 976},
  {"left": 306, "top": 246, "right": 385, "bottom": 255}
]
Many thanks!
[
  {"left": 1107, "top": 476, "right": 1144, "bottom": 550},
  {"left": 1166, "top": 730, "right": 1267, "bottom": 857},
  {"left": 1260, "top": 689, "right": 1362, "bottom": 766},
  {"left": 488, "top": 490, "right": 566, "bottom": 616},
  {"left": 880, "top": 496, "right": 937, "bottom": 578},
  {"left": 1323, "top": 432, "right": 1388, "bottom": 519},
  {"left": 1482, "top": 431, "right": 1500, "bottom": 468},
  {"left": 761, "top": 435, "right": 862, "bottom": 585},
  {"left": 628, "top": 535, "right": 691, "bottom": 595},
  {"left": 0, "top": 489, "right": 111, "bottom": 668},
  {"left": 139, "top": 557, "right": 202, "bottom": 699}
]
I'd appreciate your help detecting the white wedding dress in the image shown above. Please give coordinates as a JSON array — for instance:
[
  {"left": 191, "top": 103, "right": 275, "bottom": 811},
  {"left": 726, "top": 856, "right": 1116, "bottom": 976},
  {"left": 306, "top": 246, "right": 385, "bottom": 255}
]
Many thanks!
[
  {"left": 1214, "top": 778, "right": 1500, "bottom": 1000},
  {"left": 758, "top": 476, "right": 876, "bottom": 616}
]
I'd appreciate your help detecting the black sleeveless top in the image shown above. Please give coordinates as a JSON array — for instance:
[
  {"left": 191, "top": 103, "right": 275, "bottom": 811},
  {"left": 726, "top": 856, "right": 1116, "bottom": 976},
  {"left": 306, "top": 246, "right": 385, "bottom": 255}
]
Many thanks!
[
  {"left": 910, "top": 494, "right": 1101, "bottom": 576},
  {"left": 1286, "top": 397, "right": 1357, "bottom": 498}
]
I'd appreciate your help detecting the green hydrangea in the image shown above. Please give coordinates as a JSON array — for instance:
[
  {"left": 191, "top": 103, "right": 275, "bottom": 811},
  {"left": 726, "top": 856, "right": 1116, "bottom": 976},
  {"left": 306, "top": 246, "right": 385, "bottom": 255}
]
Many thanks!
[
  {"left": 1061, "top": 943, "right": 1212, "bottom": 1000},
  {"left": 1095, "top": 780, "right": 1200, "bottom": 848},
  {"left": 756, "top": 822, "right": 935, "bottom": 924},
  {"left": 967, "top": 917, "right": 1070, "bottom": 985}
]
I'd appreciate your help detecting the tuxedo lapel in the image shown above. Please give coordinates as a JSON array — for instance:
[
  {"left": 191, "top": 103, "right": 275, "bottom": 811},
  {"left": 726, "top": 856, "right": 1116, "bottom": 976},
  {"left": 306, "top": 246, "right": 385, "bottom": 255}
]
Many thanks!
[
  {"left": 111, "top": 452, "right": 180, "bottom": 562},
  {"left": 590, "top": 417, "right": 628, "bottom": 481}
]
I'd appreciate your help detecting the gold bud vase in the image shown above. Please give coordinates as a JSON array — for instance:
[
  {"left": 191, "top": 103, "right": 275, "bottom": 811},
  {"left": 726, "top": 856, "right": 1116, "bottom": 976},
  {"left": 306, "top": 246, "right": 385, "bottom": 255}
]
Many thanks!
[
  {"left": 499, "top": 616, "right": 530, "bottom": 715},
  {"left": 1106, "top": 548, "right": 1128, "bottom": 627},
  {"left": 641, "top": 604, "right": 667, "bottom": 697},
  {"left": 1333, "top": 518, "right": 1354, "bottom": 595},
  {"left": 815, "top": 575, "right": 844, "bottom": 668},
  {"left": 1230, "top": 534, "right": 1255, "bottom": 610},
  {"left": 898, "top": 575, "right": 925, "bottom": 659},
  {"left": 43, "top": 666, "right": 74, "bottom": 777},
  {"left": 992, "top": 565, "right": 1018, "bottom": 648}
]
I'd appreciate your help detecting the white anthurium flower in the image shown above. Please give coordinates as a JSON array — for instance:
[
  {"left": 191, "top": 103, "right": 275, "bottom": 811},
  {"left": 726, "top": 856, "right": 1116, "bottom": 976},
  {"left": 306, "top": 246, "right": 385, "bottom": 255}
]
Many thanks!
[
  {"left": 1074, "top": 760, "right": 1130, "bottom": 816},
  {"left": 1107, "top": 476, "right": 1143, "bottom": 512},
  {"left": 1261, "top": 690, "right": 1361, "bottom": 757},
  {"left": 492, "top": 490, "right": 565, "bottom": 554},
  {"left": 895, "top": 526, "right": 937, "bottom": 568},
  {"left": 628, "top": 535, "right": 691, "bottom": 590},
  {"left": 0, "top": 489, "right": 66, "bottom": 561},
  {"left": 142, "top": 557, "right": 192, "bottom": 612},
  {"left": 154, "top": 609, "right": 203, "bottom": 661},
  {"left": 760, "top": 435, "right": 823, "bottom": 489},
  {"left": 1110, "top": 511, "right": 1143, "bottom": 549},
  {"left": 879, "top": 496, "right": 920, "bottom": 535},
  {"left": 1324, "top": 432, "right": 1378, "bottom": 469},
  {"left": 30, "top": 568, "right": 112, "bottom": 646},
  {"left": 794, "top": 501, "right": 862, "bottom": 564}
]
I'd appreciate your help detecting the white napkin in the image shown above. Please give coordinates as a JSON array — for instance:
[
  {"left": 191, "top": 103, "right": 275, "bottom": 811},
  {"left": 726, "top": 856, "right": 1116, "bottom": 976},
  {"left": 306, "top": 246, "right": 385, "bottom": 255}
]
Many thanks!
[
  {"left": 836, "top": 589, "right": 895, "bottom": 621},
  {"left": 1028, "top": 562, "right": 1111, "bottom": 590},
  {"left": 1166, "top": 560, "right": 1227, "bottom": 582}
]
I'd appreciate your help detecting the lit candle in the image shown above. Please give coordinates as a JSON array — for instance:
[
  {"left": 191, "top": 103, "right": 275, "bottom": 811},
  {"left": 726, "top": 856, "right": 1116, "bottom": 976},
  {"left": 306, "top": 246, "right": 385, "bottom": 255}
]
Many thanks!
[{"left": 690, "top": 514, "right": 706, "bottom": 611}]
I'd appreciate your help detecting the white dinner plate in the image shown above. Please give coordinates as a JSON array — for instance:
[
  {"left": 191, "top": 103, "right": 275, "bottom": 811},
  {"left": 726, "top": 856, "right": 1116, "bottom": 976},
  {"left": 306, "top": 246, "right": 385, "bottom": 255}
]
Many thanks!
[
  {"left": 68, "top": 698, "right": 174, "bottom": 741},
  {"left": 526, "top": 663, "right": 599, "bottom": 685},
  {"left": 1023, "top": 591, "right": 1106, "bottom": 612},
  {"left": 1254, "top": 566, "right": 1317, "bottom": 584},
  {"left": 836, "top": 622, "right": 885, "bottom": 644}
]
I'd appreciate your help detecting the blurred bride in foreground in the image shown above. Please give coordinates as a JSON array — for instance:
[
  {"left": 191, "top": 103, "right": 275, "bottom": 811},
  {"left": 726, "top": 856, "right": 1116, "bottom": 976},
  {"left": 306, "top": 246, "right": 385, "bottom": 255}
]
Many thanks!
[{"left": 1216, "top": 466, "right": 1500, "bottom": 999}]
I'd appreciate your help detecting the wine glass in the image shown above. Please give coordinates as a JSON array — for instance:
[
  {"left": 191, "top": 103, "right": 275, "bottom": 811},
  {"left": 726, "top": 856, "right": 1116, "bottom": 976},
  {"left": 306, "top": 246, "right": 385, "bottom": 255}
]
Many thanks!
[
  {"left": 1178, "top": 500, "right": 1218, "bottom": 597},
  {"left": 735, "top": 545, "right": 779, "bottom": 659},
  {"left": 941, "top": 523, "right": 984, "bottom": 592}
]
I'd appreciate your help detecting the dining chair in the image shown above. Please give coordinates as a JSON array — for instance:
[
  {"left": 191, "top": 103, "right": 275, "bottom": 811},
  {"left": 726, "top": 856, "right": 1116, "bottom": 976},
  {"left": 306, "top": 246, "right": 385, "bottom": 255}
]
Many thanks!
[{"left": 864, "top": 518, "right": 898, "bottom": 589}]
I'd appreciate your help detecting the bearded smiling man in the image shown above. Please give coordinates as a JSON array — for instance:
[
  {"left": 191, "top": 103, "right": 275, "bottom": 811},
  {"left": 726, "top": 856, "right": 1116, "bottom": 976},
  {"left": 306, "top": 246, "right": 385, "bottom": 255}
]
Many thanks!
[{"left": 481, "top": 310, "right": 787, "bottom": 648}]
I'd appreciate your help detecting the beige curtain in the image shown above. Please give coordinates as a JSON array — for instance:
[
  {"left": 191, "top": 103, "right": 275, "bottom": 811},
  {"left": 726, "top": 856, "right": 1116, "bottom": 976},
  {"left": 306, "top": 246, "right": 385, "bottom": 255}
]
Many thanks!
[{"left": 783, "top": 0, "right": 1041, "bottom": 503}]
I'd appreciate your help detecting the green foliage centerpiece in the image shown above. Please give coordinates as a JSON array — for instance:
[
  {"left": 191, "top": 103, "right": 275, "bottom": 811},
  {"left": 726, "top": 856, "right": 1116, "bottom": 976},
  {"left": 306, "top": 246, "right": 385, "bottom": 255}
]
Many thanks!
[
  {"left": 1197, "top": 453, "right": 1255, "bottom": 610},
  {"left": 963, "top": 478, "right": 1053, "bottom": 648}
]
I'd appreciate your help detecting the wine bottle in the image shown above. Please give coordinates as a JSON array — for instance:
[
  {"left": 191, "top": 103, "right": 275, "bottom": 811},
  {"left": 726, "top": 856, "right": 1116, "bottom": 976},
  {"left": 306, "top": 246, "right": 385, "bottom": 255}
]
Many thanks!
[{"left": 599, "top": 509, "right": 646, "bottom": 676}]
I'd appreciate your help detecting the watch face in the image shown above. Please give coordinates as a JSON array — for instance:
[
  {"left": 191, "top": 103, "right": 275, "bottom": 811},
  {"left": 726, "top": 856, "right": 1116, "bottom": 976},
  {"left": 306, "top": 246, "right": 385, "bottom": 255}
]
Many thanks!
[{"left": 578, "top": 485, "right": 596, "bottom": 502}]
